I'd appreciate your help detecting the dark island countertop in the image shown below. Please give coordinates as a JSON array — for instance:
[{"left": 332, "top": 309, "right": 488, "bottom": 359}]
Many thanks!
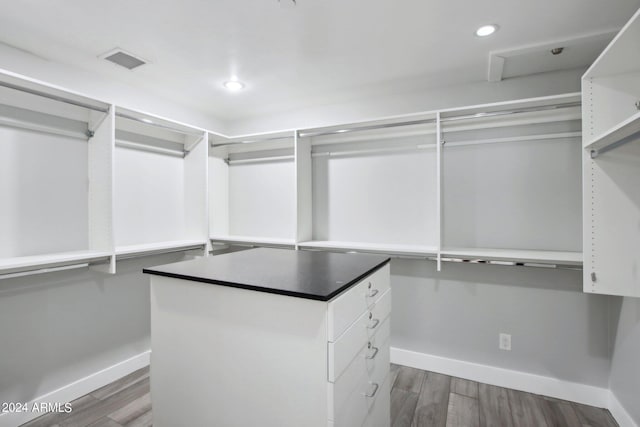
[{"left": 143, "top": 248, "right": 390, "bottom": 301}]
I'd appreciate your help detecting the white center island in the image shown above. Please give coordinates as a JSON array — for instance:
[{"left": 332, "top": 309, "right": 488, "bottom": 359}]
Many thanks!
[{"left": 144, "top": 247, "right": 391, "bottom": 427}]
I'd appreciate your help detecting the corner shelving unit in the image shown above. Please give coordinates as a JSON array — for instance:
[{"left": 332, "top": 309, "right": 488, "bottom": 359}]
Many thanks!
[
  {"left": 582, "top": 7, "right": 640, "bottom": 297},
  {"left": 113, "top": 107, "right": 208, "bottom": 261},
  {"left": 208, "top": 130, "right": 297, "bottom": 250},
  {"left": 0, "top": 70, "right": 115, "bottom": 277},
  {"left": 296, "top": 114, "right": 440, "bottom": 259}
]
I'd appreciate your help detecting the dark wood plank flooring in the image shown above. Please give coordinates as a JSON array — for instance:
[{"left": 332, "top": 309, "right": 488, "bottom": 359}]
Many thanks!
[{"left": 21, "top": 364, "right": 618, "bottom": 427}]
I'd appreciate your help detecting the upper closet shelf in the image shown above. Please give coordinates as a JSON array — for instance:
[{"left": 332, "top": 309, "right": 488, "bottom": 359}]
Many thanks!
[
  {"left": 209, "top": 235, "right": 296, "bottom": 248},
  {"left": 115, "top": 106, "right": 205, "bottom": 157},
  {"left": 587, "top": 111, "right": 640, "bottom": 156},
  {"left": 0, "top": 69, "right": 111, "bottom": 141},
  {"left": 583, "top": 8, "right": 640, "bottom": 79},
  {"left": 115, "top": 240, "right": 207, "bottom": 260},
  {"left": 439, "top": 93, "right": 581, "bottom": 132},
  {"left": 441, "top": 248, "right": 582, "bottom": 267},
  {"left": 0, "top": 250, "right": 112, "bottom": 278},
  {"left": 298, "top": 241, "right": 437, "bottom": 258},
  {"left": 0, "top": 69, "right": 109, "bottom": 113}
]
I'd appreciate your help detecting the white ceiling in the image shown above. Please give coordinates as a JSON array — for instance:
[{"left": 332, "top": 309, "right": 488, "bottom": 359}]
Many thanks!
[{"left": 0, "top": 0, "right": 638, "bottom": 122}]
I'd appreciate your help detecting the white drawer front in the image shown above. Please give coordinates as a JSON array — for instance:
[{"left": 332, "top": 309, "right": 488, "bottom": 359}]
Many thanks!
[
  {"left": 362, "top": 375, "right": 391, "bottom": 427},
  {"left": 328, "top": 325, "right": 390, "bottom": 427},
  {"left": 328, "top": 263, "right": 390, "bottom": 342},
  {"left": 328, "top": 289, "right": 391, "bottom": 382}
]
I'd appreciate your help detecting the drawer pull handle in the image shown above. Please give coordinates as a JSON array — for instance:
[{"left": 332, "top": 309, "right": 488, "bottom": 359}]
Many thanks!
[
  {"left": 367, "top": 313, "right": 380, "bottom": 329},
  {"left": 367, "top": 289, "right": 379, "bottom": 298},
  {"left": 366, "top": 343, "right": 379, "bottom": 360},
  {"left": 363, "top": 382, "right": 379, "bottom": 398}
]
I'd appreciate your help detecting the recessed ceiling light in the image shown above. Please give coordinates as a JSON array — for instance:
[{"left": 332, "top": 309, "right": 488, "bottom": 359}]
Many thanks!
[
  {"left": 476, "top": 24, "right": 498, "bottom": 37},
  {"left": 223, "top": 80, "right": 245, "bottom": 91}
]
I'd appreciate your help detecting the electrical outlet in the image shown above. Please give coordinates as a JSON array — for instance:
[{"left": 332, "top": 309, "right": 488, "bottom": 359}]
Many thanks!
[{"left": 499, "top": 333, "right": 511, "bottom": 351}]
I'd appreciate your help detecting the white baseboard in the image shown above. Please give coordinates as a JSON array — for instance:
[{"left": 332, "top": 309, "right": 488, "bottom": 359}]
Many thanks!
[
  {"left": 391, "top": 347, "right": 610, "bottom": 408},
  {"left": 0, "top": 351, "right": 150, "bottom": 427},
  {"left": 609, "top": 392, "right": 638, "bottom": 427}
]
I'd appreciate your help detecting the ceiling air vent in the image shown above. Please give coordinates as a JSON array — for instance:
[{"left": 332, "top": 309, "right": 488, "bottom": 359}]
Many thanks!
[{"left": 100, "top": 49, "right": 147, "bottom": 70}]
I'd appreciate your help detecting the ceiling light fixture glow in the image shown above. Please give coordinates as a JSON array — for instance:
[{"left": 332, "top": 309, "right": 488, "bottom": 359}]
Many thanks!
[
  {"left": 223, "top": 80, "right": 245, "bottom": 91},
  {"left": 476, "top": 24, "right": 498, "bottom": 37}
]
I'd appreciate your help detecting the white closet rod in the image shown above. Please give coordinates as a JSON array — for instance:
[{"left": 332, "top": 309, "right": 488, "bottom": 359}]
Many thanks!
[
  {"left": 116, "top": 245, "right": 205, "bottom": 260},
  {"left": 300, "top": 249, "right": 577, "bottom": 269},
  {"left": 0, "top": 116, "right": 89, "bottom": 141},
  {"left": 115, "top": 140, "right": 186, "bottom": 158},
  {"left": 443, "top": 131, "right": 582, "bottom": 148},
  {"left": 0, "top": 80, "right": 109, "bottom": 113},
  {"left": 437, "top": 257, "right": 581, "bottom": 270},
  {"left": 226, "top": 155, "right": 295, "bottom": 165},
  {"left": 211, "top": 134, "right": 293, "bottom": 148},
  {"left": 299, "top": 102, "right": 580, "bottom": 139},
  {"left": 299, "top": 118, "right": 436, "bottom": 138},
  {"left": 0, "top": 263, "right": 89, "bottom": 280},
  {"left": 210, "top": 102, "right": 580, "bottom": 148},
  {"left": 311, "top": 144, "right": 435, "bottom": 158},
  {"left": 440, "top": 101, "right": 581, "bottom": 122},
  {"left": 299, "top": 247, "right": 432, "bottom": 260},
  {"left": 116, "top": 112, "right": 203, "bottom": 137},
  {"left": 590, "top": 128, "right": 640, "bottom": 158}
]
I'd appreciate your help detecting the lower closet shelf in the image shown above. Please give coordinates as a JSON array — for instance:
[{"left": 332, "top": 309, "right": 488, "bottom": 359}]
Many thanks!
[
  {"left": 440, "top": 248, "right": 583, "bottom": 266},
  {"left": 0, "top": 250, "right": 112, "bottom": 276},
  {"left": 299, "top": 241, "right": 437, "bottom": 258},
  {"left": 209, "top": 235, "right": 296, "bottom": 248},
  {"left": 115, "top": 240, "right": 207, "bottom": 260}
]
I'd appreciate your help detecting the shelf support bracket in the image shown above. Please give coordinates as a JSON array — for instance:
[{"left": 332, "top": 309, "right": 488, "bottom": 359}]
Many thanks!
[{"left": 590, "top": 128, "right": 640, "bottom": 158}]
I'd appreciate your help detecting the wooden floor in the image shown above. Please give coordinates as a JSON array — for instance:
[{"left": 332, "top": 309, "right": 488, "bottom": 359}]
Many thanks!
[
  {"left": 21, "top": 367, "right": 151, "bottom": 427},
  {"left": 22, "top": 364, "right": 618, "bottom": 427},
  {"left": 389, "top": 364, "right": 618, "bottom": 427}
]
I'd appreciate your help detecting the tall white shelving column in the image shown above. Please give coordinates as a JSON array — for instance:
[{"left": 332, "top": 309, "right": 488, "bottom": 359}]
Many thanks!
[
  {"left": 295, "top": 130, "right": 313, "bottom": 249},
  {"left": 88, "top": 106, "right": 116, "bottom": 273},
  {"left": 582, "top": 7, "right": 640, "bottom": 297},
  {"left": 184, "top": 131, "right": 210, "bottom": 256},
  {"left": 435, "top": 112, "right": 442, "bottom": 271}
]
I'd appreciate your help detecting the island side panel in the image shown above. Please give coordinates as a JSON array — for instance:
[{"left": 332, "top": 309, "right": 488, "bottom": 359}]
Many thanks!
[{"left": 150, "top": 275, "right": 329, "bottom": 427}]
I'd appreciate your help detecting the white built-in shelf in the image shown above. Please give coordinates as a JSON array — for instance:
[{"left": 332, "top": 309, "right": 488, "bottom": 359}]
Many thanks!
[
  {"left": 441, "top": 248, "right": 583, "bottom": 266},
  {"left": 586, "top": 111, "right": 640, "bottom": 152},
  {"left": 583, "top": 8, "right": 640, "bottom": 79},
  {"left": 581, "top": 8, "right": 640, "bottom": 297},
  {"left": 298, "top": 241, "right": 437, "bottom": 258},
  {"left": 115, "top": 240, "right": 206, "bottom": 260},
  {"left": 209, "top": 235, "right": 296, "bottom": 248},
  {"left": 0, "top": 250, "right": 112, "bottom": 276}
]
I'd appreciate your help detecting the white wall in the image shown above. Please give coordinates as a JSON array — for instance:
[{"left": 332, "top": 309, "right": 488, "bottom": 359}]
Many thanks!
[
  {"left": 225, "top": 68, "right": 583, "bottom": 135},
  {"left": 390, "top": 259, "right": 611, "bottom": 388},
  {"left": 0, "top": 253, "right": 185, "bottom": 417},
  {"left": 0, "top": 127, "right": 88, "bottom": 258},
  {"left": 609, "top": 297, "right": 640, "bottom": 425},
  {"left": 0, "top": 42, "right": 225, "bottom": 133}
]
